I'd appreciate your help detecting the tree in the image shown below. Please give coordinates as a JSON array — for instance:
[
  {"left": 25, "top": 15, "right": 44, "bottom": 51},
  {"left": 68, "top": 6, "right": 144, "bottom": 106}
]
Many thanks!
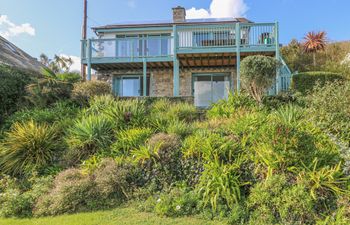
[
  {"left": 39, "top": 53, "right": 74, "bottom": 74},
  {"left": 240, "top": 55, "right": 279, "bottom": 104},
  {"left": 303, "top": 31, "right": 327, "bottom": 68}
]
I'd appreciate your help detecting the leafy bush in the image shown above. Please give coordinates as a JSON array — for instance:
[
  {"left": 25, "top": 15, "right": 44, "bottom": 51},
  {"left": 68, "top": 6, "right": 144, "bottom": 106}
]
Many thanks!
[
  {"left": 291, "top": 71, "right": 344, "bottom": 94},
  {"left": 206, "top": 92, "right": 256, "bottom": 119},
  {"left": 240, "top": 55, "right": 279, "bottom": 103},
  {"left": 56, "top": 72, "right": 81, "bottom": 83},
  {"left": 65, "top": 115, "right": 114, "bottom": 165},
  {"left": 307, "top": 81, "right": 350, "bottom": 146},
  {"left": 247, "top": 175, "right": 315, "bottom": 224},
  {"left": 111, "top": 128, "right": 153, "bottom": 155},
  {"left": 0, "top": 120, "right": 61, "bottom": 175},
  {"left": 1, "top": 101, "right": 79, "bottom": 132},
  {"left": 0, "top": 174, "right": 53, "bottom": 218},
  {"left": 140, "top": 186, "right": 199, "bottom": 217},
  {"left": 0, "top": 65, "right": 35, "bottom": 122},
  {"left": 71, "top": 81, "right": 111, "bottom": 105},
  {"left": 35, "top": 159, "right": 138, "bottom": 216}
]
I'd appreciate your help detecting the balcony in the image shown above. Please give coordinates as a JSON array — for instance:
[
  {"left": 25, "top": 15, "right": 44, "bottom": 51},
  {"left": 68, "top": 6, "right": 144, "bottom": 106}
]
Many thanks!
[{"left": 81, "top": 22, "right": 278, "bottom": 64}]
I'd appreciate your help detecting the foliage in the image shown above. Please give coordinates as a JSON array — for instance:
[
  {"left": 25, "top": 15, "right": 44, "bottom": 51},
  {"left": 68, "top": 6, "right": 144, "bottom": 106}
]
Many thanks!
[
  {"left": 303, "top": 31, "right": 327, "bottom": 67},
  {"left": 56, "top": 72, "right": 81, "bottom": 83},
  {"left": 240, "top": 55, "right": 279, "bottom": 103},
  {"left": 71, "top": 81, "right": 111, "bottom": 105},
  {"left": 0, "top": 121, "right": 61, "bottom": 175},
  {"left": 292, "top": 71, "right": 345, "bottom": 94},
  {"left": 247, "top": 175, "right": 315, "bottom": 224},
  {"left": 206, "top": 92, "right": 256, "bottom": 119},
  {"left": 39, "top": 54, "right": 74, "bottom": 74},
  {"left": 281, "top": 39, "right": 313, "bottom": 72},
  {"left": 34, "top": 160, "right": 138, "bottom": 216},
  {"left": 111, "top": 128, "right": 153, "bottom": 155},
  {"left": 0, "top": 65, "right": 35, "bottom": 122},
  {"left": 65, "top": 115, "right": 114, "bottom": 165},
  {"left": 140, "top": 186, "right": 199, "bottom": 217},
  {"left": 306, "top": 81, "right": 350, "bottom": 146}
]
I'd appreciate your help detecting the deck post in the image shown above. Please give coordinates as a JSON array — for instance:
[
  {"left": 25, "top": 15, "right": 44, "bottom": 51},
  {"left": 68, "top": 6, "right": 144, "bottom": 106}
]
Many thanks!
[
  {"left": 235, "top": 23, "right": 241, "bottom": 93},
  {"left": 173, "top": 25, "right": 180, "bottom": 96},
  {"left": 87, "top": 39, "right": 92, "bottom": 81},
  {"left": 143, "top": 59, "right": 147, "bottom": 96},
  {"left": 275, "top": 21, "right": 280, "bottom": 94}
]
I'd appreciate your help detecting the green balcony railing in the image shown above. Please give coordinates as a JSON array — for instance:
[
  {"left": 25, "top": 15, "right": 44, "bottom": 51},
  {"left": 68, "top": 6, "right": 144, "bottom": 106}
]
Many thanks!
[{"left": 81, "top": 22, "right": 278, "bottom": 62}]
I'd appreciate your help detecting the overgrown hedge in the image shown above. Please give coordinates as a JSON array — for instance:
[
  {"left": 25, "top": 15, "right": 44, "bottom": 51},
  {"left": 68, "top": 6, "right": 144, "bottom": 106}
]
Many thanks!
[
  {"left": 291, "top": 71, "right": 345, "bottom": 93},
  {"left": 0, "top": 65, "right": 38, "bottom": 123}
]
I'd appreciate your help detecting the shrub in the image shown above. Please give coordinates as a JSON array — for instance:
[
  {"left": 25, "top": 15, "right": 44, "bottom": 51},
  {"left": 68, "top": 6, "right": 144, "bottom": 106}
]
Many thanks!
[
  {"left": 0, "top": 65, "right": 35, "bottom": 122},
  {"left": 0, "top": 174, "right": 53, "bottom": 218},
  {"left": 34, "top": 169, "right": 95, "bottom": 216},
  {"left": 133, "top": 133, "right": 183, "bottom": 189},
  {"left": 111, "top": 128, "right": 153, "bottom": 155},
  {"left": 206, "top": 92, "right": 257, "bottom": 119},
  {"left": 240, "top": 55, "right": 279, "bottom": 103},
  {"left": 247, "top": 175, "right": 315, "bottom": 224},
  {"left": 65, "top": 115, "right": 114, "bottom": 165},
  {"left": 71, "top": 81, "right": 111, "bottom": 105},
  {"left": 1, "top": 101, "right": 79, "bottom": 132},
  {"left": 105, "top": 99, "right": 148, "bottom": 129},
  {"left": 35, "top": 160, "right": 138, "bottom": 216},
  {"left": 140, "top": 186, "right": 199, "bottom": 217},
  {"left": 291, "top": 71, "right": 344, "bottom": 94},
  {"left": 56, "top": 72, "right": 81, "bottom": 83},
  {"left": 307, "top": 81, "right": 350, "bottom": 146},
  {"left": 0, "top": 121, "right": 61, "bottom": 175}
]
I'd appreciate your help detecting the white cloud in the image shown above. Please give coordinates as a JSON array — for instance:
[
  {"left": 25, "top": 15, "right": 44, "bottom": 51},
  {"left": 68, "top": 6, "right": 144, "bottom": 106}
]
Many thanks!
[
  {"left": 60, "top": 54, "right": 81, "bottom": 72},
  {"left": 186, "top": 0, "right": 248, "bottom": 19},
  {"left": 0, "top": 15, "right": 35, "bottom": 39}
]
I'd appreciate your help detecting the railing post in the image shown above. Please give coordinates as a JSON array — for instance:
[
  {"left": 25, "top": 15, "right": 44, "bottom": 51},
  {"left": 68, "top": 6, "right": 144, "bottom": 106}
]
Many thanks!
[
  {"left": 275, "top": 21, "right": 280, "bottom": 94},
  {"left": 87, "top": 39, "right": 92, "bottom": 81},
  {"left": 235, "top": 23, "right": 241, "bottom": 93},
  {"left": 173, "top": 25, "right": 180, "bottom": 96},
  {"left": 143, "top": 59, "right": 147, "bottom": 96}
]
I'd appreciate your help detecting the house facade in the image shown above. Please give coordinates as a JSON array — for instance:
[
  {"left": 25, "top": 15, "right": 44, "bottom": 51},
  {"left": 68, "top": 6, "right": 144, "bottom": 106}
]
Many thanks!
[{"left": 81, "top": 6, "right": 291, "bottom": 107}]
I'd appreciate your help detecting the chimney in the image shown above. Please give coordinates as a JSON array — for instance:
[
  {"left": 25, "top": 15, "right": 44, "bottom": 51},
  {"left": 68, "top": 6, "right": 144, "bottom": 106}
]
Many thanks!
[{"left": 172, "top": 6, "right": 186, "bottom": 23}]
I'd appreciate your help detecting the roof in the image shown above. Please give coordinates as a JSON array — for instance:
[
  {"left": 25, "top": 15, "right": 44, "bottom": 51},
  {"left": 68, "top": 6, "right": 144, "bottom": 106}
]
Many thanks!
[
  {"left": 0, "top": 35, "right": 43, "bottom": 73},
  {"left": 92, "top": 17, "right": 252, "bottom": 31}
]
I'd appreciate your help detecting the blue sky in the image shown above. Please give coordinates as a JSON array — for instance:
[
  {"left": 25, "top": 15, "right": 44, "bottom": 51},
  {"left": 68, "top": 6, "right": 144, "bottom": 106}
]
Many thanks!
[{"left": 1, "top": 0, "right": 350, "bottom": 70}]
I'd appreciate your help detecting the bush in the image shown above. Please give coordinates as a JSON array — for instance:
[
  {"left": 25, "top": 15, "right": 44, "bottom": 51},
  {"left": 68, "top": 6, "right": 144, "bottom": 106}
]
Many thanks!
[
  {"left": 56, "top": 72, "right": 81, "bottom": 83},
  {"left": 1, "top": 101, "right": 79, "bottom": 132},
  {"left": 65, "top": 115, "right": 115, "bottom": 165},
  {"left": 140, "top": 186, "right": 199, "bottom": 217},
  {"left": 111, "top": 128, "right": 153, "bottom": 155},
  {"left": 306, "top": 81, "right": 350, "bottom": 146},
  {"left": 35, "top": 160, "right": 138, "bottom": 216},
  {"left": 0, "top": 174, "right": 53, "bottom": 218},
  {"left": 291, "top": 71, "right": 344, "bottom": 94},
  {"left": 0, "top": 120, "right": 61, "bottom": 175},
  {"left": 71, "top": 81, "right": 111, "bottom": 105},
  {"left": 247, "top": 175, "right": 315, "bottom": 224},
  {"left": 240, "top": 55, "right": 279, "bottom": 103},
  {"left": 0, "top": 65, "right": 36, "bottom": 122}
]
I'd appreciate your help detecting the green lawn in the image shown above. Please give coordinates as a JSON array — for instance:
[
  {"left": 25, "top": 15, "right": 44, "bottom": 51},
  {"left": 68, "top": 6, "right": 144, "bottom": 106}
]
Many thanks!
[{"left": 0, "top": 207, "right": 226, "bottom": 225}]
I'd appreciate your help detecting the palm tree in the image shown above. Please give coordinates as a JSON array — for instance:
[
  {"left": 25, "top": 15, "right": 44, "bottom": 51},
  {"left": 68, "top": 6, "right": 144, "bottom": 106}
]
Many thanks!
[{"left": 303, "top": 31, "right": 327, "bottom": 67}]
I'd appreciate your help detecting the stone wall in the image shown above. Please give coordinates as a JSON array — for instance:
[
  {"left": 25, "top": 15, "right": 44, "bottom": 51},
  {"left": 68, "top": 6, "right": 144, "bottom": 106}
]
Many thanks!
[{"left": 96, "top": 67, "right": 237, "bottom": 97}]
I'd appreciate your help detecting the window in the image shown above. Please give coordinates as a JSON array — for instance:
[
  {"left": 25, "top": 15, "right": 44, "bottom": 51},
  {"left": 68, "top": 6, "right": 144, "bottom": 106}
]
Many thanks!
[{"left": 113, "top": 75, "right": 150, "bottom": 97}]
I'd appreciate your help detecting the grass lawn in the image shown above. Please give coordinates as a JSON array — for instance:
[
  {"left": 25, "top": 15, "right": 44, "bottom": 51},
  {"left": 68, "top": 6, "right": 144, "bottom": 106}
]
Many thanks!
[{"left": 0, "top": 206, "right": 226, "bottom": 225}]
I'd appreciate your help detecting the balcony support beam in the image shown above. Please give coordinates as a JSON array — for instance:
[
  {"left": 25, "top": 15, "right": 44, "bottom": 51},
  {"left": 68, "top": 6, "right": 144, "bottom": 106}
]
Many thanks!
[
  {"left": 87, "top": 39, "right": 92, "bottom": 81},
  {"left": 235, "top": 23, "right": 241, "bottom": 93},
  {"left": 143, "top": 59, "right": 147, "bottom": 96},
  {"left": 275, "top": 21, "right": 280, "bottom": 95},
  {"left": 173, "top": 25, "right": 180, "bottom": 96}
]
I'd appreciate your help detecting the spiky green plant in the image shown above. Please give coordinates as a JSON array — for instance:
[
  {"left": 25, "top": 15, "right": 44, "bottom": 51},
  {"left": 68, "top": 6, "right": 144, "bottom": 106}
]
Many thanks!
[
  {"left": 0, "top": 120, "right": 60, "bottom": 175},
  {"left": 131, "top": 143, "right": 162, "bottom": 165},
  {"left": 66, "top": 115, "right": 114, "bottom": 163}
]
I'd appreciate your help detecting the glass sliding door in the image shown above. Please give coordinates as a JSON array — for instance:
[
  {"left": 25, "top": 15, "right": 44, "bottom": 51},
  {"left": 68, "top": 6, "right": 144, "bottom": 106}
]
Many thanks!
[
  {"left": 113, "top": 75, "right": 150, "bottom": 97},
  {"left": 193, "top": 74, "right": 231, "bottom": 107}
]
